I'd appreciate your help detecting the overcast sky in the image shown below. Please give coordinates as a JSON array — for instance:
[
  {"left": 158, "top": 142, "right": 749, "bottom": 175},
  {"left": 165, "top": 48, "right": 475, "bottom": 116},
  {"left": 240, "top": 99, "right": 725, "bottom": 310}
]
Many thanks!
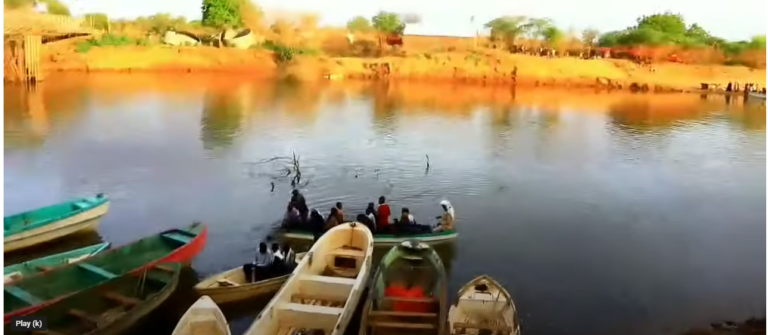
[{"left": 61, "top": 0, "right": 766, "bottom": 41}]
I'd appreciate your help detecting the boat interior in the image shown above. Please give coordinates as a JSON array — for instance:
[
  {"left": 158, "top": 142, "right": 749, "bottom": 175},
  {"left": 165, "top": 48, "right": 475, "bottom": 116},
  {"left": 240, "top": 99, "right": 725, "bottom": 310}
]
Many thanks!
[
  {"left": 251, "top": 223, "right": 371, "bottom": 335},
  {"left": 175, "top": 297, "right": 230, "bottom": 335},
  {"left": 15, "top": 264, "right": 178, "bottom": 335},
  {"left": 363, "top": 251, "right": 447, "bottom": 335},
  {"left": 450, "top": 279, "right": 515, "bottom": 335}
]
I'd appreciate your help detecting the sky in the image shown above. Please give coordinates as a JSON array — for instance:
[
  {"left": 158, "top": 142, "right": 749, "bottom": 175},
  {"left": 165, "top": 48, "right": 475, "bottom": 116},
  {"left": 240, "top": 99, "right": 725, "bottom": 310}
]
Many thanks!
[{"left": 61, "top": 0, "right": 767, "bottom": 41}]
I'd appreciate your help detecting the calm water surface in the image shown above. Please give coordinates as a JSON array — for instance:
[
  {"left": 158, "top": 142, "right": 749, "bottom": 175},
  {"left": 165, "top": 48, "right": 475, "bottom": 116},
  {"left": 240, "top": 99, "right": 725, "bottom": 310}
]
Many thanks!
[{"left": 4, "top": 74, "right": 766, "bottom": 335}]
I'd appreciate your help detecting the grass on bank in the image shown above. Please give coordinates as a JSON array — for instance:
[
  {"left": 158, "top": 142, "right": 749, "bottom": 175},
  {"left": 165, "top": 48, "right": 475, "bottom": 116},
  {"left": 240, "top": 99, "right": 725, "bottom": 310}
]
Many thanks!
[{"left": 76, "top": 34, "right": 151, "bottom": 53}]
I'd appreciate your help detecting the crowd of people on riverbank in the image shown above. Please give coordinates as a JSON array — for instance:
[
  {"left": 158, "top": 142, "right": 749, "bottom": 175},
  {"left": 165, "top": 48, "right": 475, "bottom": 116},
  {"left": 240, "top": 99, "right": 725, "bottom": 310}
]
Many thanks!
[{"left": 282, "top": 190, "right": 456, "bottom": 239}]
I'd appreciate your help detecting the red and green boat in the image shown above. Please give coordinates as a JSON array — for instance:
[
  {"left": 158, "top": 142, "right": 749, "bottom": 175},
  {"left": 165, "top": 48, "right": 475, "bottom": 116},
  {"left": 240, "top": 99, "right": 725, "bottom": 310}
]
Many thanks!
[{"left": 3, "top": 222, "right": 207, "bottom": 323}]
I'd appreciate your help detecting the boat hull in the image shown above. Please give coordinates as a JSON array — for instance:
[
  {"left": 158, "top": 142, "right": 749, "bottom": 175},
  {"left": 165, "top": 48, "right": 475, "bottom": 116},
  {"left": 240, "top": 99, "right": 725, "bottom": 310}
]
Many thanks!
[
  {"left": 245, "top": 222, "right": 374, "bottom": 335},
  {"left": 283, "top": 229, "right": 457, "bottom": 247},
  {"left": 4, "top": 263, "right": 181, "bottom": 335},
  {"left": 359, "top": 240, "right": 449, "bottom": 335},
  {"left": 4, "top": 242, "right": 111, "bottom": 281},
  {"left": 172, "top": 295, "right": 231, "bottom": 335},
  {"left": 195, "top": 253, "right": 305, "bottom": 304},
  {"left": 4, "top": 201, "right": 109, "bottom": 252},
  {"left": 448, "top": 275, "right": 520, "bottom": 335},
  {"left": 4, "top": 223, "right": 207, "bottom": 323}
]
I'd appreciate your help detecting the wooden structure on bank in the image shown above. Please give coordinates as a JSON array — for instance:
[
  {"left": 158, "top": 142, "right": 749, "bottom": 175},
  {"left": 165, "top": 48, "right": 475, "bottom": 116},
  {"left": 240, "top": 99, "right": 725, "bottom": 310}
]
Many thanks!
[{"left": 4, "top": 12, "right": 97, "bottom": 83}]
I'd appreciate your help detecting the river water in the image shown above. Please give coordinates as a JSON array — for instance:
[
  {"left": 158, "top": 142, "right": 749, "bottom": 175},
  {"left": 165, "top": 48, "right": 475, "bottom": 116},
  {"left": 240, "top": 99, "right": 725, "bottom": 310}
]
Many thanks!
[{"left": 4, "top": 74, "right": 766, "bottom": 335}]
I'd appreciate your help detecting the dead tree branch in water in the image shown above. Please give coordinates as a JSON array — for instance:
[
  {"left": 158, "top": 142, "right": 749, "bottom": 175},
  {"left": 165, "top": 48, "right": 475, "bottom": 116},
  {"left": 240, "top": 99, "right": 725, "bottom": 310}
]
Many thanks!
[
  {"left": 425, "top": 154, "right": 431, "bottom": 175},
  {"left": 245, "top": 152, "right": 310, "bottom": 189}
]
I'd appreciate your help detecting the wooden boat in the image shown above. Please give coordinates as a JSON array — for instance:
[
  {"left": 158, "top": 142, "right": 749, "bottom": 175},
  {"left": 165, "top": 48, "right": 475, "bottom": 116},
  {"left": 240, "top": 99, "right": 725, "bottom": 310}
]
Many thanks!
[
  {"left": 359, "top": 240, "right": 449, "bottom": 335},
  {"left": 243, "top": 221, "right": 374, "bottom": 335},
  {"left": 448, "top": 275, "right": 520, "bottom": 335},
  {"left": 4, "top": 242, "right": 111, "bottom": 283},
  {"left": 283, "top": 229, "right": 458, "bottom": 247},
  {"left": 4, "top": 222, "right": 207, "bottom": 323},
  {"left": 194, "top": 252, "right": 306, "bottom": 304},
  {"left": 172, "top": 295, "right": 231, "bottom": 335},
  {"left": 4, "top": 194, "right": 110, "bottom": 252},
  {"left": 3, "top": 263, "right": 182, "bottom": 335}
]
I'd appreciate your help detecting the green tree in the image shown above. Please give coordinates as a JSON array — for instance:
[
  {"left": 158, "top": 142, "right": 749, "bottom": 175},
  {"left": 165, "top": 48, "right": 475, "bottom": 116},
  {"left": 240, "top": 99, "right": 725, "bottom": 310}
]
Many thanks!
[
  {"left": 371, "top": 11, "right": 405, "bottom": 35},
  {"left": 526, "top": 18, "right": 553, "bottom": 40},
  {"left": 635, "top": 12, "right": 686, "bottom": 35},
  {"left": 346, "top": 16, "right": 372, "bottom": 33},
  {"left": 83, "top": 13, "right": 109, "bottom": 30},
  {"left": 581, "top": 28, "right": 599, "bottom": 47},
  {"left": 371, "top": 11, "right": 405, "bottom": 50},
  {"left": 201, "top": 0, "right": 242, "bottom": 28},
  {"left": 147, "top": 13, "right": 186, "bottom": 34},
  {"left": 542, "top": 26, "right": 564, "bottom": 49},
  {"left": 749, "top": 35, "right": 766, "bottom": 49},
  {"left": 484, "top": 16, "right": 530, "bottom": 50}
]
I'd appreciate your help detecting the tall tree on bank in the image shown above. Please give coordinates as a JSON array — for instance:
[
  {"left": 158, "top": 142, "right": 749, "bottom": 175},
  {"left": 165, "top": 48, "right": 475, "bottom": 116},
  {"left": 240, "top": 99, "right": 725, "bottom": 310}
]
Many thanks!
[
  {"left": 371, "top": 11, "right": 405, "bottom": 51},
  {"left": 201, "top": 0, "right": 242, "bottom": 28}
]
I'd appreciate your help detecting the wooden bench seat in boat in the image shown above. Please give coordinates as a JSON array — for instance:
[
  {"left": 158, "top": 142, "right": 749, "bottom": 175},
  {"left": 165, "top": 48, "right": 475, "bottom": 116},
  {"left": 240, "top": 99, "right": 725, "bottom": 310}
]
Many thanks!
[
  {"left": 78, "top": 263, "right": 117, "bottom": 279},
  {"left": 216, "top": 279, "right": 239, "bottom": 287},
  {"left": 298, "top": 275, "right": 356, "bottom": 300},
  {"left": 369, "top": 321, "right": 436, "bottom": 329},
  {"left": 68, "top": 308, "right": 103, "bottom": 324},
  {"left": 4, "top": 286, "right": 44, "bottom": 305},
  {"left": 103, "top": 291, "right": 141, "bottom": 306},
  {"left": 291, "top": 293, "right": 347, "bottom": 306},
  {"left": 161, "top": 232, "right": 194, "bottom": 244},
  {"left": 277, "top": 302, "right": 344, "bottom": 330},
  {"left": 453, "top": 322, "right": 513, "bottom": 333},
  {"left": 369, "top": 311, "right": 437, "bottom": 318}
]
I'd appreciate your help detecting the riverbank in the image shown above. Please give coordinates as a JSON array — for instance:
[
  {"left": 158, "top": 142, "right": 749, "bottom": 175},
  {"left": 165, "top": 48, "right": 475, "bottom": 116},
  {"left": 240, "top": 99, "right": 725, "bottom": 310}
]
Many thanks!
[{"left": 39, "top": 45, "right": 767, "bottom": 92}]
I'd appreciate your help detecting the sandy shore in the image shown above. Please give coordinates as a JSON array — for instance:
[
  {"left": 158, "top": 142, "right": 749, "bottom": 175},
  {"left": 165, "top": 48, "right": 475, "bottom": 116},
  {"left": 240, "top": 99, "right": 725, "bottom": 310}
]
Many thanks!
[{"left": 38, "top": 45, "right": 767, "bottom": 93}]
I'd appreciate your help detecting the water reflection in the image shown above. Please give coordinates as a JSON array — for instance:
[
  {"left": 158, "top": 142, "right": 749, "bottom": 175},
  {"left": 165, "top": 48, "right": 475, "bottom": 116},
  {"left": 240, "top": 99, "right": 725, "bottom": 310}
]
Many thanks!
[
  {"left": 201, "top": 88, "right": 245, "bottom": 150},
  {"left": 3, "top": 75, "right": 765, "bottom": 335}
]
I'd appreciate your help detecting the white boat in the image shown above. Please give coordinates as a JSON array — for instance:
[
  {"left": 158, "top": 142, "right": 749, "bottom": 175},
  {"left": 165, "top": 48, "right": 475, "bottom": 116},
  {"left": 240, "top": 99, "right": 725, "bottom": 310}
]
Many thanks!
[
  {"left": 448, "top": 275, "right": 520, "bottom": 335},
  {"left": 194, "top": 253, "right": 306, "bottom": 304},
  {"left": 243, "top": 221, "right": 374, "bottom": 335},
  {"left": 748, "top": 92, "right": 766, "bottom": 100},
  {"left": 172, "top": 295, "right": 231, "bottom": 335}
]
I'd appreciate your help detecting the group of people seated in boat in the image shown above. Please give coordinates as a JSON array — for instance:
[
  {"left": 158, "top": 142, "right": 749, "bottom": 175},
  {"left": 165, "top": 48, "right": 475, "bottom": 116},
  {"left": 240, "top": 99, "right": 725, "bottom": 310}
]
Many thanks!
[
  {"left": 282, "top": 190, "right": 456, "bottom": 237},
  {"left": 243, "top": 242, "right": 296, "bottom": 282}
]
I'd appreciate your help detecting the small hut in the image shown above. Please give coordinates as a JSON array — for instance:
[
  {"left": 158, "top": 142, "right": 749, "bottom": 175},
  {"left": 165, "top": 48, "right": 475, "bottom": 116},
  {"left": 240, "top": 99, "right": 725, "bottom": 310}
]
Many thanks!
[
  {"left": 162, "top": 31, "right": 201, "bottom": 46},
  {"left": 221, "top": 28, "right": 261, "bottom": 50}
]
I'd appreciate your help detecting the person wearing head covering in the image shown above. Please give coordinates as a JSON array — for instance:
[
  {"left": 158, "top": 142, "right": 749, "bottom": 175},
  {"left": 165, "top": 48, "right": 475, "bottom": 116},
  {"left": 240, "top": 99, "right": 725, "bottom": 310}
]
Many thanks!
[
  {"left": 290, "top": 189, "right": 308, "bottom": 221},
  {"left": 365, "top": 202, "right": 378, "bottom": 231},
  {"left": 433, "top": 200, "right": 455, "bottom": 232},
  {"left": 284, "top": 203, "right": 301, "bottom": 229},
  {"left": 335, "top": 202, "right": 345, "bottom": 223},
  {"left": 325, "top": 207, "right": 340, "bottom": 231},
  {"left": 309, "top": 208, "right": 325, "bottom": 241}
]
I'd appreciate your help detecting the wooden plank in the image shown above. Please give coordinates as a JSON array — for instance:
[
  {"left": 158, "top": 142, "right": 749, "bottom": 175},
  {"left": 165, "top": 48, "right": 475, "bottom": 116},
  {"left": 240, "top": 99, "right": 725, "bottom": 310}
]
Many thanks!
[
  {"left": 370, "top": 321, "right": 435, "bottom": 329},
  {"left": 291, "top": 293, "right": 346, "bottom": 304},
  {"left": 78, "top": 263, "right": 117, "bottom": 279},
  {"left": 380, "top": 296, "right": 436, "bottom": 303},
  {"left": 4, "top": 286, "right": 44, "bottom": 305},
  {"left": 369, "top": 311, "right": 437, "bottom": 318},
  {"left": 453, "top": 322, "right": 512, "bottom": 332},
  {"left": 68, "top": 308, "right": 101, "bottom": 324},
  {"left": 154, "top": 264, "right": 176, "bottom": 273},
  {"left": 103, "top": 291, "right": 141, "bottom": 306}
]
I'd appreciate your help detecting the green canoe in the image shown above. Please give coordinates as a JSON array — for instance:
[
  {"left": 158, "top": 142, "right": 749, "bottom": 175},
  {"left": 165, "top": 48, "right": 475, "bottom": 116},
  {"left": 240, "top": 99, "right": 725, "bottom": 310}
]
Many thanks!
[
  {"left": 3, "top": 263, "right": 182, "bottom": 335},
  {"left": 4, "top": 222, "right": 207, "bottom": 322},
  {"left": 359, "top": 240, "right": 449, "bottom": 335},
  {"left": 4, "top": 242, "right": 111, "bottom": 282},
  {"left": 4, "top": 194, "right": 110, "bottom": 252}
]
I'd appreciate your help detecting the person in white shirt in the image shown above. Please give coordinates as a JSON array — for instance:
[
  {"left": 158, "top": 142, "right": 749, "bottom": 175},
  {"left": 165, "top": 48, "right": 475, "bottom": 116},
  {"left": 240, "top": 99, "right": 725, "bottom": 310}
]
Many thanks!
[
  {"left": 281, "top": 243, "right": 295, "bottom": 266},
  {"left": 271, "top": 243, "right": 284, "bottom": 262}
]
